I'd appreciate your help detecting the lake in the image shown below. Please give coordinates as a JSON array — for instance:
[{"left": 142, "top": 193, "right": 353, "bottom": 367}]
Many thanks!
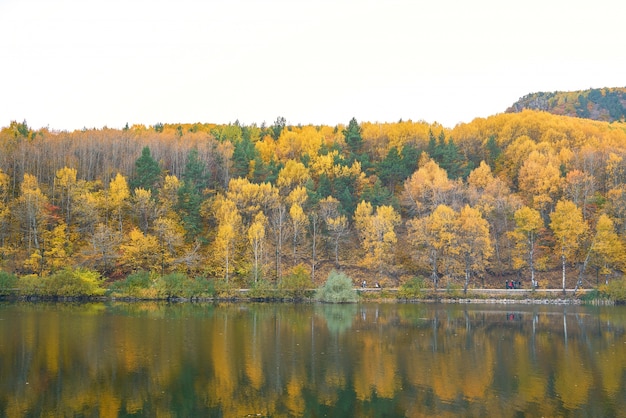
[{"left": 1, "top": 301, "right": 625, "bottom": 417}]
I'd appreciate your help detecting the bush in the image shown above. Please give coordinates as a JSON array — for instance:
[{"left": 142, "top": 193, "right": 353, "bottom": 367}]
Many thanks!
[
  {"left": 17, "top": 268, "right": 105, "bottom": 298},
  {"left": 397, "top": 276, "right": 426, "bottom": 300},
  {"left": 315, "top": 271, "right": 358, "bottom": 303},
  {"left": 109, "top": 270, "right": 154, "bottom": 298},
  {"left": 598, "top": 278, "right": 626, "bottom": 302},
  {"left": 0, "top": 270, "right": 18, "bottom": 296},
  {"left": 280, "top": 264, "right": 313, "bottom": 299},
  {"left": 247, "top": 279, "right": 279, "bottom": 299}
]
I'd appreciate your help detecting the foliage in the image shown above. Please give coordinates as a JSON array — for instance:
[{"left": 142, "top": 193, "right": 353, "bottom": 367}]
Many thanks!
[
  {"left": 598, "top": 278, "right": 626, "bottom": 302},
  {"left": 16, "top": 268, "right": 105, "bottom": 298},
  {"left": 247, "top": 279, "right": 279, "bottom": 299},
  {"left": 0, "top": 270, "right": 18, "bottom": 295},
  {"left": 397, "top": 276, "right": 426, "bottom": 300},
  {"left": 2, "top": 107, "right": 626, "bottom": 290},
  {"left": 108, "top": 270, "right": 154, "bottom": 298},
  {"left": 315, "top": 270, "right": 358, "bottom": 303},
  {"left": 154, "top": 272, "right": 213, "bottom": 299},
  {"left": 279, "top": 263, "right": 313, "bottom": 299}
]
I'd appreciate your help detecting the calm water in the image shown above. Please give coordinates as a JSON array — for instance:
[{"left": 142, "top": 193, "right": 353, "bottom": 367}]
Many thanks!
[{"left": 1, "top": 301, "right": 625, "bottom": 417}]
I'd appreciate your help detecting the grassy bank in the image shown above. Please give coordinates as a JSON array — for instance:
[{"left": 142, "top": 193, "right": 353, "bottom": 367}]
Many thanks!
[{"left": 1, "top": 269, "right": 624, "bottom": 305}]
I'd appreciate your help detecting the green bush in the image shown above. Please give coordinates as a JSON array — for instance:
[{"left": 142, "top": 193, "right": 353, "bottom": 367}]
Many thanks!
[
  {"left": 0, "top": 270, "right": 18, "bottom": 296},
  {"left": 397, "top": 276, "right": 426, "bottom": 300},
  {"left": 155, "top": 273, "right": 215, "bottom": 299},
  {"left": 109, "top": 270, "right": 154, "bottom": 298},
  {"left": 315, "top": 270, "right": 358, "bottom": 303}
]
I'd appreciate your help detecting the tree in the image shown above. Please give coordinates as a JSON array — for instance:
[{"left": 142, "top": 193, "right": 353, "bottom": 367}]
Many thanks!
[
  {"left": 288, "top": 203, "right": 307, "bottom": 265},
  {"left": 248, "top": 212, "right": 267, "bottom": 283},
  {"left": 119, "top": 228, "right": 161, "bottom": 273},
  {"left": 132, "top": 188, "right": 156, "bottom": 233},
  {"left": 589, "top": 214, "right": 626, "bottom": 284},
  {"left": 319, "top": 196, "right": 348, "bottom": 265},
  {"left": 14, "top": 174, "right": 49, "bottom": 271},
  {"left": 343, "top": 117, "right": 363, "bottom": 156},
  {"left": 178, "top": 149, "right": 208, "bottom": 240},
  {"left": 107, "top": 173, "right": 130, "bottom": 233},
  {"left": 456, "top": 205, "right": 493, "bottom": 293},
  {"left": 550, "top": 200, "right": 588, "bottom": 292},
  {"left": 408, "top": 204, "right": 457, "bottom": 289},
  {"left": 401, "top": 156, "right": 456, "bottom": 217},
  {"left": 509, "top": 206, "right": 544, "bottom": 288},
  {"left": 130, "top": 146, "right": 161, "bottom": 194},
  {"left": 354, "top": 201, "right": 401, "bottom": 281},
  {"left": 153, "top": 216, "right": 186, "bottom": 274},
  {"left": 54, "top": 166, "right": 78, "bottom": 225},
  {"left": 212, "top": 196, "right": 242, "bottom": 283},
  {"left": 271, "top": 116, "right": 287, "bottom": 140}
]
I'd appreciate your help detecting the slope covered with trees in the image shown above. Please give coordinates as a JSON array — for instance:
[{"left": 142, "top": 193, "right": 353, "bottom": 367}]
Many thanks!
[
  {"left": 507, "top": 87, "right": 626, "bottom": 122},
  {"left": 1, "top": 110, "right": 626, "bottom": 292}
]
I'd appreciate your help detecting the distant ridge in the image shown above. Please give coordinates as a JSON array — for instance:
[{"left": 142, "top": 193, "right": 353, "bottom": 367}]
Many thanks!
[{"left": 506, "top": 87, "right": 626, "bottom": 122}]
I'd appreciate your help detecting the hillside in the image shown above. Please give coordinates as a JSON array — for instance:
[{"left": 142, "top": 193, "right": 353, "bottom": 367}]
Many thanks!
[{"left": 506, "top": 87, "right": 626, "bottom": 122}]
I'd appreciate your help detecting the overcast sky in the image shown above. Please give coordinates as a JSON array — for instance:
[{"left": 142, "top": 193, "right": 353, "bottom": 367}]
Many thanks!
[{"left": 1, "top": 0, "right": 624, "bottom": 131}]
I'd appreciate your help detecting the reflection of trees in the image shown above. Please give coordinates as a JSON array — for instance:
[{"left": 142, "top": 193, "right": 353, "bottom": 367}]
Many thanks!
[{"left": 1, "top": 303, "right": 626, "bottom": 417}]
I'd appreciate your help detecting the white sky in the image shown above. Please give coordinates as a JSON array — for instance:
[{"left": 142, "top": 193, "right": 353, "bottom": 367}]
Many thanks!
[{"left": 1, "top": 0, "right": 624, "bottom": 131}]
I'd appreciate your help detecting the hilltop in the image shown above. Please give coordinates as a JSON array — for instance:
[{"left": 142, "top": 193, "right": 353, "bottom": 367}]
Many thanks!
[{"left": 506, "top": 87, "right": 626, "bottom": 122}]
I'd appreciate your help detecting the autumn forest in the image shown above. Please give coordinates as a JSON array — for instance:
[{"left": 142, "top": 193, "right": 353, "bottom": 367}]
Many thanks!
[{"left": 2, "top": 106, "right": 626, "bottom": 293}]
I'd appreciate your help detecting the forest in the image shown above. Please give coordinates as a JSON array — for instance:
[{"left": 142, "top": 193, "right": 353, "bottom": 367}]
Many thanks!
[{"left": 1, "top": 107, "right": 626, "bottom": 294}]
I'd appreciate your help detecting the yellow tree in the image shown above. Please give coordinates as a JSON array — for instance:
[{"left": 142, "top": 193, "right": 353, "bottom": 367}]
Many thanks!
[
  {"left": 87, "top": 222, "right": 121, "bottom": 273},
  {"left": 319, "top": 196, "right": 348, "bottom": 265},
  {"left": 119, "top": 228, "right": 161, "bottom": 273},
  {"left": 518, "top": 150, "right": 562, "bottom": 215},
  {"left": 550, "top": 200, "right": 588, "bottom": 292},
  {"left": 0, "top": 169, "right": 10, "bottom": 257},
  {"left": 401, "top": 156, "right": 456, "bottom": 217},
  {"left": 247, "top": 212, "right": 266, "bottom": 283},
  {"left": 132, "top": 188, "right": 156, "bottom": 233},
  {"left": 107, "top": 173, "right": 130, "bottom": 233},
  {"left": 509, "top": 206, "right": 544, "bottom": 288},
  {"left": 408, "top": 204, "right": 457, "bottom": 289},
  {"left": 288, "top": 203, "right": 307, "bottom": 265},
  {"left": 14, "top": 174, "right": 49, "bottom": 272},
  {"left": 354, "top": 201, "right": 401, "bottom": 281},
  {"left": 456, "top": 205, "right": 493, "bottom": 293},
  {"left": 212, "top": 195, "right": 242, "bottom": 283},
  {"left": 41, "top": 222, "right": 72, "bottom": 274},
  {"left": 153, "top": 216, "right": 186, "bottom": 274},
  {"left": 588, "top": 214, "right": 625, "bottom": 285},
  {"left": 287, "top": 187, "right": 308, "bottom": 265},
  {"left": 53, "top": 166, "right": 78, "bottom": 225},
  {"left": 157, "top": 174, "right": 181, "bottom": 219}
]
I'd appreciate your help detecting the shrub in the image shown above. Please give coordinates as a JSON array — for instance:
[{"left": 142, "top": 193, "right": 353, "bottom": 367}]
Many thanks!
[
  {"left": 397, "top": 276, "right": 426, "bottom": 300},
  {"left": 315, "top": 271, "right": 358, "bottom": 303},
  {"left": 280, "top": 263, "right": 313, "bottom": 299},
  {"left": 598, "top": 278, "right": 626, "bottom": 302},
  {"left": 17, "top": 268, "right": 105, "bottom": 298},
  {"left": 0, "top": 270, "right": 18, "bottom": 296},
  {"left": 248, "top": 279, "right": 279, "bottom": 299},
  {"left": 109, "top": 270, "right": 154, "bottom": 298}
]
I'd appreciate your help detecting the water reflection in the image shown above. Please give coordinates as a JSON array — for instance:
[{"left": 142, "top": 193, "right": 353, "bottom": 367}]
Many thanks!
[{"left": 1, "top": 302, "right": 625, "bottom": 417}]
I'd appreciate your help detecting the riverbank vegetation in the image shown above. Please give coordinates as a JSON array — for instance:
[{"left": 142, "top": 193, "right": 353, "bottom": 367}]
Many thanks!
[{"left": 1, "top": 109, "right": 626, "bottom": 298}]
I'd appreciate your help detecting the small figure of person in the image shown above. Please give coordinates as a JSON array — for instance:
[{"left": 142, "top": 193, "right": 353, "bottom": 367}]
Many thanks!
[{"left": 362, "top": 280, "right": 366, "bottom": 288}]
